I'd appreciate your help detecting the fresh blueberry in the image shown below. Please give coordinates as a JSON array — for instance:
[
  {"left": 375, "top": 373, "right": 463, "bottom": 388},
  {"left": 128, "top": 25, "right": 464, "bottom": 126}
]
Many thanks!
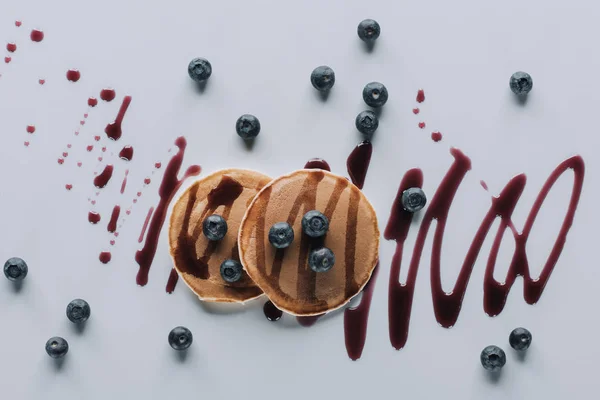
[
  {"left": 480, "top": 345, "right": 506, "bottom": 371},
  {"left": 363, "top": 82, "right": 388, "bottom": 108},
  {"left": 302, "top": 210, "right": 329, "bottom": 238},
  {"left": 509, "top": 71, "right": 533, "bottom": 95},
  {"left": 269, "top": 222, "right": 295, "bottom": 249},
  {"left": 45, "top": 337, "right": 69, "bottom": 359},
  {"left": 220, "top": 259, "right": 243, "bottom": 283},
  {"left": 402, "top": 187, "right": 427, "bottom": 213},
  {"left": 509, "top": 327, "right": 532, "bottom": 351},
  {"left": 310, "top": 66, "right": 336, "bottom": 92},
  {"left": 202, "top": 214, "right": 227, "bottom": 241},
  {"left": 309, "top": 247, "right": 335, "bottom": 273},
  {"left": 168, "top": 326, "right": 193, "bottom": 351},
  {"left": 66, "top": 299, "right": 91, "bottom": 324},
  {"left": 236, "top": 114, "right": 261, "bottom": 140},
  {"left": 3, "top": 257, "right": 28, "bottom": 281},
  {"left": 355, "top": 110, "right": 379, "bottom": 135},
  {"left": 188, "top": 58, "right": 212, "bottom": 83},
  {"left": 357, "top": 19, "right": 381, "bottom": 42}
]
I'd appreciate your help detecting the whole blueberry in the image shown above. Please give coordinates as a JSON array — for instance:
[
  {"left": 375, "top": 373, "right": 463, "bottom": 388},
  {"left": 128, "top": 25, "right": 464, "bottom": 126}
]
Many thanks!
[
  {"left": 203, "top": 214, "right": 227, "bottom": 241},
  {"left": 509, "top": 327, "right": 532, "bottom": 351},
  {"left": 220, "top": 259, "right": 243, "bottom": 283},
  {"left": 269, "top": 222, "right": 295, "bottom": 249},
  {"left": 310, "top": 66, "right": 336, "bottom": 92},
  {"left": 3, "top": 257, "right": 28, "bottom": 281},
  {"left": 309, "top": 247, "right": 335, "bottom": 273},
  {"left": 188, "top": 58, "right": 212, "bottom": 83},
  {"left": 480, "top": 345, "right": 506, "bottom": 371},
  {"left": 355, "top": 110, "right": 379, "bottom": 135},
  {"left": 236, "top": 114, "right": 261, "bottom": 140},
  {"left": 168, "top": 326, "right": 193, "bottom": 351},
  {"left": 357, "top": 19, "right": 381, "bottom": 42},
  {"left": 302, "top": 210, "right": 329, "bottom": 238},
  {"left": 363, "top": 82, "right": 388, "bottom": 108},
  {"left": 509, "top": 71, "right": 533, "bottom": 95},
  {"left": 45, "top": 337, "right": 69, "bottom": 359},
  {"left": 66, "top": 299, "right": 91, "bottom": 323},
  {"left": 402, "top": 187, "right": 427, "bottom": 213}
]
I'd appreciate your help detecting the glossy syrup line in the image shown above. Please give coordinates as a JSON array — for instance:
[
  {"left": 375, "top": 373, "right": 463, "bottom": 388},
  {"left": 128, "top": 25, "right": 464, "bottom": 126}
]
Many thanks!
[
  {"left": 385, "top": 149, "right": 584, "bottom": 350},
  {"left": 134, "top": 137, "right": 201, "bottom": 284}
]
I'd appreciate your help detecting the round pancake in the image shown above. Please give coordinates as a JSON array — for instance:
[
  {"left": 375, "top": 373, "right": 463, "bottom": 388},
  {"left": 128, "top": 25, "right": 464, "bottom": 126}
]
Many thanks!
[
  {"left": 169, "top": 169, "right": 271, "bottom": 302},
  {"left": 238, "top": 169, "right": 379, "bottom": 315}
]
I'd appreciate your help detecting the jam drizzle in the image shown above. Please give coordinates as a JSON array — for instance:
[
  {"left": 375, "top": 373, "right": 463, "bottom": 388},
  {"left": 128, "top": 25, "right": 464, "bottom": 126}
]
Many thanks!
[{"left": 135, "top": 137, "right": 201, "bottom": 285}]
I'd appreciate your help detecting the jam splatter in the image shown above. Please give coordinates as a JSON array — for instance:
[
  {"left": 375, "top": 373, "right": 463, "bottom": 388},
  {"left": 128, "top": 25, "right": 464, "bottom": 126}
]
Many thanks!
[
  {"left": 120, "top": 170, "right": 129, "bottom": 194},
  {"left": 88, "top": 211, "right": 101, "bottom": 224},
  {"left": 412, "top": 108, "right": 420, "bottom": 115},
  {"left": 119, "top": 145, "right": 133, "bottom": 161},
  {"left": 138, "top": 207, "right": 154, "bottom": 243},
  {"left": 105, "top": 96, "right": 132, "bottom": 140},
  {"left": 304, "top": 158, "right": 331, "bottom": 171},
  {"left": 431, "top": 131, "right": 442, "bottom": 142},
  {"left": 346, "top": 140, "right": 372, "bottom": 190},
  {"left": 107, "top": 205, "right": 120, "bottom": 233},
  {"left": 26, "top": 125, "right": 35, "bottom": 134},
  {"left": 94, "top": 165, "right": 114, "bottom": 188},
  {"left": 6, "top": 43, "right": 16, "bottom": 53},
  {"left": 165, "top": 268, "right": 179, "bottom": 294},
  {"left": 418, "top": 122, "right": 426, "bottom": 129},
  {"left": 99, "top": 251, "right": 111, "bottom": 264},
  {"left": 88, "top": 97, "right": 98, "bottom": 107},
  {"left": 416, "top": 89, "right": 425, "bottom": 103}
]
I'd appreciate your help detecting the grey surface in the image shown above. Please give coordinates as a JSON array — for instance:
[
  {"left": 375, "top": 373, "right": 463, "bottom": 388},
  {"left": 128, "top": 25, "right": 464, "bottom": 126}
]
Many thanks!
[{"left": 0, "top": 0, "right": 597, "bottom": 399}]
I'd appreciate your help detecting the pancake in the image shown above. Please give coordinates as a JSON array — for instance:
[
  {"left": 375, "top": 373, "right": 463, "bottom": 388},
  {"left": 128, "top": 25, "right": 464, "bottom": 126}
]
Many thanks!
[
  {"left": 238, "top": 169, "right": 379, "bottom": 316},
  {"left": 169, "top": 169, "right": 271, "bottom": 303}
]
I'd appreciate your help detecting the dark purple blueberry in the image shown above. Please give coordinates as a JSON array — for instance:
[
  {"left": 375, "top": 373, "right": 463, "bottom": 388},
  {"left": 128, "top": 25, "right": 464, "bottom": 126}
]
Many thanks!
[
  {"left": 355, "top": 110, "right": 379, "bottom": 135},
  {"left": 509, "top": 71, "right": 533, "bottom": 95},
  {"left": 310, "top": 66, "right": 335, "bottom": 92},
  {"left": 236, "top": 114, "right": 261, "bottom": 139},
  {"left": 66, "top": 299, "right": 91, "bottom": 323},
  {"left": 362, "top": 82, "right": 388, "bottom": 107},
  {"left": 220, "top": 259, "right": 243, "bottom": 283},
  {"left": 309, "top": 247, "right": 335, "bottom": 273},
  {"left": 4, "top": 257, "right": 28, "bottom": 281},
  {"left": 203, "top": 214, "right": 227, "bottom": 241},
  {"left": 480, "top": 345, "right": 506, "bottom": 371},
  {"left": 402, "top": 187, "right": 427, "bottom": 213},
  {"left": 509, "top": 327, "right": 532, "bottom": 351},
  {"left": 168, "top": 326, "right": 193, "bottom": 350},
  {"left": 357, "top": 19, "right": 381, "bottom": 42},
  {"left": 188, "top": 58, "right": 212, "bottom": 82},
  {"left": 268, "top": 222, "right": 294, "bottom": 249},
  {"left": 302, "top": 210, "right": 329, "bottom": 238},
  {"left": 45, "top": 337, "right": 69, "bottom": 358}
]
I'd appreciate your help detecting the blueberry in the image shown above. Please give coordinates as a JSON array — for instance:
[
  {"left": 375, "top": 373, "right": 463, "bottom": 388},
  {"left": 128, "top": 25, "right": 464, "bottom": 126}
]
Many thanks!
[
  {"left": 363, "top": 82, "right": 388, "bottom": 108},
  {"left": 236, "top": 114, "right": 261, "bottom": 140},
  {"left": 45, "top": 337, "right": 69, "bottom": 359},
  {"left": 302, "top": 210, "right": 329, "bottom": 238},
  {"left": 509, "top": 327, "right": 532, "bottom": 351},
  {"left": 66, "top": 299, "right": 91, "bottom": 324},
  {"left": 509, "top": 71, "right": 533, "bottom": 95},
  {"left": 188, "top": 58, "right": 212, "bottom": 83},
  {"left": 402, "top": 187, "right": 427, "bottom": 213},
  {"left": 3, "top": 257, "right": 28, "bottom": 281},
  {"left": 357, "top": 19, "right": 381, "bottom": 42},
  {"left": 203, "top": 214, "right": 227, "bottom": 241},
  {"left": 220, "top": 259, "right": 243, "bottom": 283},
  {"left": 268, "top": 222, "right": 294, "bottom": 249},
  {"left": 480, "top": 345, "right": 506, "bottom": 371},
  {"left": 168, "top": 326, "right": 193, "bottom": 351},
  {"left": 355, "top": 110, "right": 379, "bottom": 135},
  {"left": 309, "top": 247, "right": 335, "bottom": 273},
  {"left": 310, "top": 66, "right": 335, "bottom": 92}
]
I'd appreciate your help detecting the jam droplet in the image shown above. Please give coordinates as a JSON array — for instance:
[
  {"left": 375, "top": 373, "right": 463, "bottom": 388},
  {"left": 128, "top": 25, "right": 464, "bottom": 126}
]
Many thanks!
[
  {"left": 412, "top": 108, "right": 420, "bottom": 115},
  {"left": 6, "top": 43, "right": 16, "bottom": 53},
  {"left": 99, "top": 252, "right": 111, "bottom": 264},
  {"left": 30, "top": 29, "right": 44, "bottom": 42},
  {"left": 418, "top": 122, "right": 426, "bottom": 129},
  {"left": 5, "top": 57, "right": 11, "bottom": 64},
  {"left": 100, "top": 89, "right": 116, "bottom": 102},
  {"left": 431, "top": 131, "right": 442, "bottom": 142},
  {"left": 416, "top": 89, "right": 425, "bottom": 103},
  {"left": 15, "top": 21, "right": 22, "bottom": 27},
  {"left": 38, "top": 79, "right": 45, "bottom": 85},
  {"left": 26, "top": 125, "right": 35, "bottom": 134},
  {"left": 88, "top": 97, "right": 98, "bottom": 107},
  {"left": 66, "top": 69, "right": 81, "bottom": 82}
]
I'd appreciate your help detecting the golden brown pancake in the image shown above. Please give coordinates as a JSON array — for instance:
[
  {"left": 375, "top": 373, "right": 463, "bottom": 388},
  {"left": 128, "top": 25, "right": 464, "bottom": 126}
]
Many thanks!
[
  {"left": 238, "top": 169, "right": 379, "bottom": 315},
  {"left": 169, "top": 169, "right": 271, "bottom": 303}
]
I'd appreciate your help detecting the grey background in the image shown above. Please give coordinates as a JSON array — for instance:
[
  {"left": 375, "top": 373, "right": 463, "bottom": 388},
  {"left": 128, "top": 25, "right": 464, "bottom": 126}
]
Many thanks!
[{"left": 0, "top": 0, "right": 596, "bottom": 399}]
